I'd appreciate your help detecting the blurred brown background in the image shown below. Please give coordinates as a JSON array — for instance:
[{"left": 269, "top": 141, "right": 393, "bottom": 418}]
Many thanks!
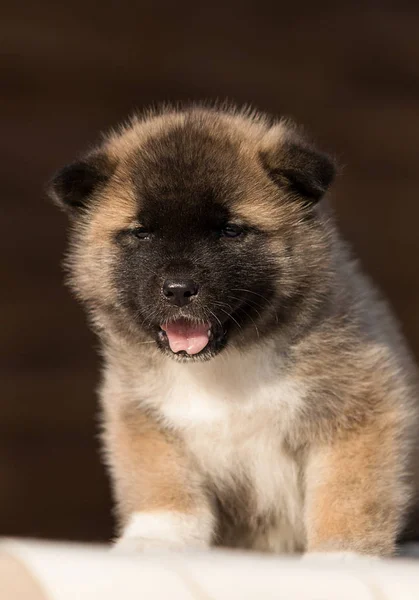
[{"left": 1, "top": 1, "right": 419, "bottom": 542}]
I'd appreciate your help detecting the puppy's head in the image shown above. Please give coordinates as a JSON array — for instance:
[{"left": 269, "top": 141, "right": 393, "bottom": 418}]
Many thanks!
[{"left": 49, "top": 105, "right": 336, "bottom": 361}]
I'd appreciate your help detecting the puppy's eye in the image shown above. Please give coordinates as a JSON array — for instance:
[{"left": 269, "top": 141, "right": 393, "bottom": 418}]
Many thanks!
[
  {"left": 221, "top": 223, "right": 244, "bottom": 238},
  {"left": 132, "top": 227, "right": 151, "bottom": 240}
]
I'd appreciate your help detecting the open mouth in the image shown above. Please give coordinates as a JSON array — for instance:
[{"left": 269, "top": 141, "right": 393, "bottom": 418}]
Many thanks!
[{"left": 157, "top": 317, "right": 225, "bottom": 359}]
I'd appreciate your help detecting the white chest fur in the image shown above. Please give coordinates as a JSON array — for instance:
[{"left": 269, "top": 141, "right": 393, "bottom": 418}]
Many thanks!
[{"left": 153, "top": 344, "right": 307, "bottom": 552}]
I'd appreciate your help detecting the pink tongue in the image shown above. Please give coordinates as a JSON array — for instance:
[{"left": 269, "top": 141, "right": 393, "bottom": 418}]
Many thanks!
[{"left": 161, "top": 320, "right": 210, "bottom": 355}]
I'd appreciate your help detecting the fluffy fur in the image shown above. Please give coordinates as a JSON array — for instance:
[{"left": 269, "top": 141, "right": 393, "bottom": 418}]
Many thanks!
[{"left": 49, "top": 103, "right": 419, "bottom": 556}]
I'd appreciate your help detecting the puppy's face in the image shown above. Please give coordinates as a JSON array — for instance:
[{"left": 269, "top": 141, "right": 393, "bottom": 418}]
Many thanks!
[{"left": 50, "top": 108, "right": 335, "bottom": 361}]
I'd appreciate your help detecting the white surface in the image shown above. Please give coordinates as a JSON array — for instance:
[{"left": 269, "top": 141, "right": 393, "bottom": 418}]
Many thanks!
[{"left": 2, "top": 538, "right": 419, "bottom": 600}]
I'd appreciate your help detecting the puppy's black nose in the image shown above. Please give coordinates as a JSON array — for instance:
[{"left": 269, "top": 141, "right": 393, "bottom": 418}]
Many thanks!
[{"left": 162, "top": 279, "right": 199, "bottom": 306}]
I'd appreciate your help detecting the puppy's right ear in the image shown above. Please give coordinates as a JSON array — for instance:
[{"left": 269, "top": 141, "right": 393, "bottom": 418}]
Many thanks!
[{"left": 47, "top": 152, "right": 113, "bottom": 213}]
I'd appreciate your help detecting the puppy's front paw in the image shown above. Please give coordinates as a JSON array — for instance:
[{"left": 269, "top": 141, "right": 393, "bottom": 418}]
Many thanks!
[
  {"left": 111, "top": 510, "right": 211, "bottom": 555},
  {"left": 112, "top": 536, "right": 186, "bottom": 555}
]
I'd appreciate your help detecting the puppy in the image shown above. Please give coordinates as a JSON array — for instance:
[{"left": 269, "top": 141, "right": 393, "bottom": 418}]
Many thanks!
[{"left": 49, "top": 104, "right": 418, "bottom": 556}]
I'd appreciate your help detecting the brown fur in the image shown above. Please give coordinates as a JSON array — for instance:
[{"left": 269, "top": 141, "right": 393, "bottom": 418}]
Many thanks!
[
  {"left": 102, "top": 404, "right": 210, "bottom": 533},
  {"left": 306, "top": 412, "right": 411, "bottom": 555},
  {"left": 50, "top": 103, "right": 419, "bottom": 556}
]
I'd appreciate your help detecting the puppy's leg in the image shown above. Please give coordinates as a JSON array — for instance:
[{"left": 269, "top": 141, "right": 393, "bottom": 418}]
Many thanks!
[
  {"left": 305, "top": 413, "right": 411, "bottom": 558},
  {"left": 103, "top": 406, "right": 215, "bottom": 552}
]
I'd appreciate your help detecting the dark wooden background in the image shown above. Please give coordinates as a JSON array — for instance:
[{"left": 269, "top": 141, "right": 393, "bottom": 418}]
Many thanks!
[{"left": 2, "top": 1, "right": 419, "bottom": 542}]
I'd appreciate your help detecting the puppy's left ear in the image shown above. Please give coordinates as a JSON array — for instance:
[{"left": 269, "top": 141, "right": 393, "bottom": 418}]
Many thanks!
[
  {"left": 47, "top": 151, "right": 114, "bottom": 214},
  {"left": 260, "top": 121, "right": 336, "bottom": 203}
]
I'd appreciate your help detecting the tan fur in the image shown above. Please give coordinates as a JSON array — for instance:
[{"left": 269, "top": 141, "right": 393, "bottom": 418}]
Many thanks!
[
  {"left": 100, "top": 318, "right": 416, "bottom": 555},
  {"left": 101, "top": 358, "right": 216, "bottom": 547},
  {"left": 51, "top": 104, "right": 419, "bottom": 556},
  {"left": 104, "top": 407, "right": 196, "bottom": 527},
  {"left": 306, "top": 412, "right": 411, "bottom": 556}
]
